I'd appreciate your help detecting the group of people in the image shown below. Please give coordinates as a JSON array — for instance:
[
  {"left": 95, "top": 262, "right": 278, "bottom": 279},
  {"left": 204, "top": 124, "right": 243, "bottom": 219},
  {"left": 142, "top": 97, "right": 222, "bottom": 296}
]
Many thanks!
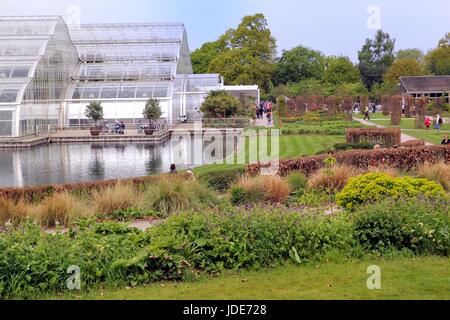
[
  {"left": 101, "top": 120, "right": 126, "bottom": 134},
  {"left": 256, "top": 101, "right": 273, "bottom": 124},
  {"left": 424, "top": 114, "right": 444, "bottom": 130}
]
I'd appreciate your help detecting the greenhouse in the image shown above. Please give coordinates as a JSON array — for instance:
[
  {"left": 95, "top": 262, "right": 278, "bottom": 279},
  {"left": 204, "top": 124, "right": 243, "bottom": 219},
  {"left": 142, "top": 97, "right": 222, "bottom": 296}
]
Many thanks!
[{"left": 0, "top": 16, "right": 259, "bottom": 137}]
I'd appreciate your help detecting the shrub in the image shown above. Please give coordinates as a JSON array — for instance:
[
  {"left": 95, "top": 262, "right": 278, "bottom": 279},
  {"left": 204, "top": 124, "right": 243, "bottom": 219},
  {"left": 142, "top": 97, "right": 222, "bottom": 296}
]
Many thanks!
[
  {"left": 38, "top": 192, "right": 88, "bottom": 228},
  {"left": 354, "top": 198, "right": 450, "bottom": 254},
  {"left": 337, "top": 173, "right": 447, "bottom": 210},
  {"left": 416, "top": 162, "right": 450, "bottom": 191},
  {"left": 400, "top": 140, "right": 425, "bottom": 148},
  {"left": 230, "top": 186, "right": 247, "bottom": 205},
  {"left": 197, "top": 167, "right": 245, "bottom": 192},
  {"left": 308, "top": 165, "right": 360, "bottom": 192},
  {"left": 230, "top": 176, "right": 291, "bottom": 204},
  {"left": 260, "top": 176, "right": 291, "bottom": 203},
  {"left": 93, "top": 182, "right": 140, "bottom": 215},
  {"left": 346, "top": 128, "right": 401, "bottom": 147},
  {"left": 286, "top": 172, "right": 308, "bottom": 193},
  {"left": 146, "top": 181, "right": 191, "bottom": 217},
  {"left": 333, "top": 142, "right": 376, "bottom": 151},
  {"left": 232, "top": 176, "right": 266, "bottom": 204},
  {"left": 0, "top": 198, "right": 30, "bottom": 227}
]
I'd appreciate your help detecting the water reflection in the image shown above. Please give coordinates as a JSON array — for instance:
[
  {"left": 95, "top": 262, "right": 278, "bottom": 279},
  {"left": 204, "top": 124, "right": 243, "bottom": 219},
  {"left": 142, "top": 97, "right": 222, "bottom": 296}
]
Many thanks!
[{"left": 0, "top": 134, "right": 241, "bottom": 187}]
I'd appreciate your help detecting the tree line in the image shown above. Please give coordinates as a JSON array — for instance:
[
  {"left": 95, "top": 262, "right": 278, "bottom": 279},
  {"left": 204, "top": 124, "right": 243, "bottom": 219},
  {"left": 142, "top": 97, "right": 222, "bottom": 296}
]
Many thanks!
[{"left": 191, "top": 13, "right": 450, "bottom": 100}]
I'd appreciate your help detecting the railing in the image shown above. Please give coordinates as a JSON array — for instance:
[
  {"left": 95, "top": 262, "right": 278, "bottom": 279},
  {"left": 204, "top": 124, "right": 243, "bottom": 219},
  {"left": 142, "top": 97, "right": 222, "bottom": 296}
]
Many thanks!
[{"left": 201, "top": 118, "right": 251, "bottom": 129}]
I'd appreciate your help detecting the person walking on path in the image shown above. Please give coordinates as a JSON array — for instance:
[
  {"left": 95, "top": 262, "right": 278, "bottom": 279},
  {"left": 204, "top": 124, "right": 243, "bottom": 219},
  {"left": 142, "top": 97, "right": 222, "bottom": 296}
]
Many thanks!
[
  {"left": 435, "top": 114, "right": 443, "bottom": 131},
  {"left": 424, "top": 117, "right": 432, "bottom": 130},
  {"left": 363, "top": 105, "right": 371, "bottom": 121}
]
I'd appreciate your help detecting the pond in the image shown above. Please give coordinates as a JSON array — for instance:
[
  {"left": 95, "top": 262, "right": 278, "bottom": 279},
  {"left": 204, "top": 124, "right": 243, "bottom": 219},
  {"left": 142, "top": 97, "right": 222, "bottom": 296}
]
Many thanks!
[{"left": 0, "top": 134, "right": 240, "bottom": 187}]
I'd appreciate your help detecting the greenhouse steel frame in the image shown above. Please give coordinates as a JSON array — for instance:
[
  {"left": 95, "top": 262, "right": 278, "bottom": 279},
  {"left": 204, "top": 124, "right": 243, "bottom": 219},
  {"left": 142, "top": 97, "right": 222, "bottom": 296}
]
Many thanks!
[{"left": 0, "top": 16, "right": 259, "bottom": 137}]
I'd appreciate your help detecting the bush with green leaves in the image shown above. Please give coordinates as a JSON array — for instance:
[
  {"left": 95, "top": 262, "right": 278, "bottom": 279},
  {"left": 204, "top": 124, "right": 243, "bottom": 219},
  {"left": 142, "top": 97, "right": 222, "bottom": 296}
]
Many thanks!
[
  {"left": 286, "top": 172, "right": 308, "bottom": 194},
  {"left": 354, "top": 198, "right": 450, "bottom": 254},
  {"left": 197, "top": 167, "right": 245, "bottom": 192},
  {"left": 337, "top": 173, "right": 447, "bottom": 210}
]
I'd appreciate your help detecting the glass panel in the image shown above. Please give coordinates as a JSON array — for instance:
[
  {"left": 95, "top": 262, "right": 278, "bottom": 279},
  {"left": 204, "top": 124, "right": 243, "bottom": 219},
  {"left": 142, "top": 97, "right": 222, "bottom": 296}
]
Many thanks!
[
  {"left": 0, "top": 68, "right": 11, "bottom": 79},
  {"left": 118, "top": 87, "right": 136, "bottom": 98},
  {"left": 136, "top": 87, "right": 153, "bottom": 99},
  {"left": 72, "top": 88, "right": 81, "bottom": 99},
  {"left": 0, "top": 111, "right": 13, "bottom": 120},
  {"left": 100, "top": 88, "right": 118, "bottom": 99},
  {"left": 153, "top": 86, "right": 168, "bottom": 97},
  {"left": 81, "top": 88, "right": 100, "bottom": 99},
  {"left": 0, "top": 89, "right": 19, "bottom": 102},
  {"left": 0, "top": 122, "right": 12, "bottom": 136},
  {"left": 11, "top": 67, "right": 30, "bottom": 78}
]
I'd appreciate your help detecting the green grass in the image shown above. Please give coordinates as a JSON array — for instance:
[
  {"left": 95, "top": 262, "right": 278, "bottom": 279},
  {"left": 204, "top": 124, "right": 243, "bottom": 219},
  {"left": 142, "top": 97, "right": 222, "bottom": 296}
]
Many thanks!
[
  {"left": 193, "top": 135, "right": 344, "bottom": 175},
  {"left": 402, "top": 130, "right": 450, "bottom": 145},
  {"left": 373, "top": 118, "right": 450, "bottom": 131},
  {"left": 51, "top": 256, "right": 450, "bottom": 300}
]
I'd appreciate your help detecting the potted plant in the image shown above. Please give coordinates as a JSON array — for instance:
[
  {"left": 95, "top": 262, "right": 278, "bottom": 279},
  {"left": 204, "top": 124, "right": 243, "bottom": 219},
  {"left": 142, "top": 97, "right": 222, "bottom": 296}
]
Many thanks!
[
  {"left": 142, "top": 98, "right": 162, "bottom": 135},
  {"left": 85, "top": 101, "right": 104, "bottom": 136}
]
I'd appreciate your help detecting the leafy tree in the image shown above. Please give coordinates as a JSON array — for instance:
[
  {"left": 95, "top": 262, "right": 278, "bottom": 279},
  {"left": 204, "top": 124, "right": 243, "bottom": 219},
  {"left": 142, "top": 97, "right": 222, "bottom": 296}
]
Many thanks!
[
  {"left": 323, "top": 56, "right": 360, "bottom": 85},
  {"left": 200, "top": 91, "right": 242, "bottom": 118},
  {"left": 287, "top": 79, "right": 326, "bottom": 97},
  {"left": 425, "top": 47, "right": 450, "bottom": 75},
  {"left": 209, "top": 48, "right": 274, "bottom": 92},
  {"left": 143, "top": 99, "right": 162, "bottom": 122},
  {"left": 85, "top": 101, "right": 103, "bottom": 127},
  {"left": 396, "top": 48, "right": 424, "bottom": 62},
  {"left": 383, "top": 58, "right": 426, "bottom": 85},
  {"left": 438, "top": 32, "right": 450, "bottom": 48},
  {"left": 274, "top": 45, "right": 325, "bottom": 85},
  {"left": 358, "top": 30, "right": 396, "bottom": 90},
  {"left": 191, "top": 41, "right": 224, "bottom": 74},
  {"left": 193, "top": 14, "right": 276, "bottom": 92}
]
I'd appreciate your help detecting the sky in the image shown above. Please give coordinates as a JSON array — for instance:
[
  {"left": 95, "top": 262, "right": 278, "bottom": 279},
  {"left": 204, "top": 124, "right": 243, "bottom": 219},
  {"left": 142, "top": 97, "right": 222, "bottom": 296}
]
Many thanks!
[{"left": 0, "top": 0, "right": 449, "bottom": 61}]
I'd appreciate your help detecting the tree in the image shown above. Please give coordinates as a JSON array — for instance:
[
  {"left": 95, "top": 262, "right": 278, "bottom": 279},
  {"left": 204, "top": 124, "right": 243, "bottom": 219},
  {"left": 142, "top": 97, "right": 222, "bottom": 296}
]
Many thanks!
[
  {"left": 438, "top": 32, "right": 450, "bottom": 48},
  {"left": 143, "top": 99, "right": 162, "bottom": 123},
  {"left": 85, "top": 101, "right": 103, "bottom": 127},
  {"left": 209, "top": 48, "right": 274, "bottom": 92},
  {"left": 396, "top": 48, "right": 424, "bottom": 62},
  {"left": 200, "top": 91, "right": 242, "bottom": 118},
  {"left": 383, "top": 58, "right": 426, "bottom": 85},
  {"left": 274, "top": 45, "right": 325, "bottom": 85},
  {"left": 424, "top": 47, "right": 450, "bottom": 75},
  {"left": 194, "top": 13, "right": 276, "bottom": 92},
  {"left": 358, "top": 30, "right": 396, "bottom": 90},
  {"left": 323, "top": 56, "right": 360, "bottom": 85},
  {"left": 191, "top": 41, "right": 224, "bottom": 74}
]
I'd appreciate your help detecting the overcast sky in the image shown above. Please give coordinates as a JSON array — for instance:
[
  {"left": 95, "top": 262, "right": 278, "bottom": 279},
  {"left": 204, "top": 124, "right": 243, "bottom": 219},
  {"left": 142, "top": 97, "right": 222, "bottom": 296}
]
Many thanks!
[{"left": 1, "top": 0, "right": 449, "bottom": 61}]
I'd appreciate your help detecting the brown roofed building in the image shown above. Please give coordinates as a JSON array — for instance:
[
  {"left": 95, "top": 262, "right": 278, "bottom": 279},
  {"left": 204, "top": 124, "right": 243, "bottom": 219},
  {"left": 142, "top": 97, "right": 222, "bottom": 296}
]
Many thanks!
[{"left": 399, "top": 76, "right": 450, "bottom": 102}]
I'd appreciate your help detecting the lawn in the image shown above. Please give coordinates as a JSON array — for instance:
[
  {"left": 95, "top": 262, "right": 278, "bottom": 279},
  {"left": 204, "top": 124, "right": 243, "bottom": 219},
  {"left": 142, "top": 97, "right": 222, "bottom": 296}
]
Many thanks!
[
  {"left": 193, "top": 134, "right": 345, "bottom": 175},
  {"left": 402, "top": 130, "right": 450, "bottom": 145},
  {"left": 52, "top": 256, "right": 450, "bottom": 300},
  {"left": 373, "top": 118, "right": 450, "bottom": 131}
]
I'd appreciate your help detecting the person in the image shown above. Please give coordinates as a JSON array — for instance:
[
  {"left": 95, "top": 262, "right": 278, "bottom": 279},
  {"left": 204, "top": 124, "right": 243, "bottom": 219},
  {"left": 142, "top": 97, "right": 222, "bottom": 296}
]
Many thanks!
[
  {"left": 267, "top": 111, "right": 272, "bottom": 125},
  {"left": 170, "top": 164, "right": 177, "bottom": 174},
  {"left": 137, "top": 120, "right": 144, "bottom": 133},
  {"left": 364, "top": 105, "right": 370, "bottom": 121},
  {"left": 424, "top": 117, "right": 432, "bottom": 130},
  {"left": 402, "top": 104, "right": 405, "bottom": 115},
  {"left": 372, "top": 102, "right": 376, "bottom": 114},
  {"left": 186, "top": 168, "right": 195, "bottom": 180},
  {"left": 435, "top": 114, "right": 443, "bottom": 131},
  {"left": 441, "top": 136, "right": 449, "bottom": 145}
]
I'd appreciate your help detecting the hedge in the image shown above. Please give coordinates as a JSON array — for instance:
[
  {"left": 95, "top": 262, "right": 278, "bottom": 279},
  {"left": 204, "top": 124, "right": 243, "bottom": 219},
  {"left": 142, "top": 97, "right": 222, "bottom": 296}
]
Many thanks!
[
  {"left": 246, "top": 146, "right": 450, "bottom": 176},
  {"left": 346, "top": 128, "right": 401, "bottom": 147}
]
